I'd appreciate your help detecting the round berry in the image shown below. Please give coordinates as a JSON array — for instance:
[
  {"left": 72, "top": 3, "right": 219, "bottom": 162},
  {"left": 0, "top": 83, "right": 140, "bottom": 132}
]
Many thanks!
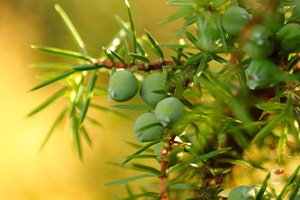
[
  {"left": 242, "top": 25, "right": 274, "bottom": 60},
  {"left": 155, "top": 97, "right": 185, "bottom": 127},
  {"left": 246, "top": 59, "right": 283, "bottom": 89},
  {"left": 198, "top": 23, "right": 221, "bottom": 51},
  {"left": 134, "top": 113, "right": 164, "bottom": 143},
  {"left": 260, "top": 7, "right": 285, "bottom": 33},
  {"left": 108, "top": 70, "right": 139, "bottom": 102},
  {"left": 222, "top": 7, "right": 251, "bottom": 36},
  {"left": 140, "top": 73, "right": 170, "bottom": 106},
  {"left": 277, "top": 23, "right": 300, "bottom": 53}
]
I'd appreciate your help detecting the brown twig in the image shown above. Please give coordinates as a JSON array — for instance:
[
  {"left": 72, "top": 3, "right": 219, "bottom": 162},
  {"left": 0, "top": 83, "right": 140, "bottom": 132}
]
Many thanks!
[
  {"left": 99, "top": 59, "right": 175, "bottom": 71},
  {"left": 159, "top": 136, "right": 176, "bottom": 199},
  {"left": 159, "top": 148, "right": 169, "bottom": 200}
]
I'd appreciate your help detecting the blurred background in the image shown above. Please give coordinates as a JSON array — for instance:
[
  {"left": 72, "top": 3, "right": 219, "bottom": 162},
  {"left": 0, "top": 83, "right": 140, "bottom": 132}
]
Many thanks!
[{"left": 0, "top": 0, "right": 182, "bottom": 199}]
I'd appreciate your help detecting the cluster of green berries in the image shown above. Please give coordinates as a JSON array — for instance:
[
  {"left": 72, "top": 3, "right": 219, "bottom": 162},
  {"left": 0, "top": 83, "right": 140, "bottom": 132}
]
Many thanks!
[
  {"left": 228, "top": 185, "right": 272, "bottom": 200},
  {"left": 108, "top": 71, "right": 185, "bottom": 140},
  {"left": 222, "top": 5, "right": 300, "bottom": 89},
  {"left": 199, "top": 4, "right": 299, "bottom": 90},
  {"left": 108, "top": 71, "right": 186, "bottom": 166}
]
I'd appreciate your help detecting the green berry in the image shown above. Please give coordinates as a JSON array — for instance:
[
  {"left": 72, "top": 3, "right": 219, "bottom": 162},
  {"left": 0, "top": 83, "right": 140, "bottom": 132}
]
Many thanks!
[
  {"left": 155, "top": 97, "right": 185, "bottom": 127},
  {"left": 222, "top": 7, "right": 251, "bottom": 36},
  {"left": 228, "top": 185, "right": 256, "bottom": 200},
  {"left": 108, "top": 70, "right": 139, "bottom": 102},
  {"left": 198, "top": 23, "right": 221, "bottom": 51},
  {"left": 277, "top": 23, "right": 300, "bottom": 53},
  {"left": 242, "top": 25, "right": 274, "bottom": 60},
  {"left": 140, "top": 73, "right": 170, "bottom": 106},
  {"left": 246, "top": 59, "right": 283, "bottom": 89},
  {"left": 134, "top": 113, "right": 164, "bottom": 143},
  {"left": 154, "top": 142, "right": 184, "bottom": 168},
  {"left": 260, "top": 7, "right": 285, "bottom": 33}
]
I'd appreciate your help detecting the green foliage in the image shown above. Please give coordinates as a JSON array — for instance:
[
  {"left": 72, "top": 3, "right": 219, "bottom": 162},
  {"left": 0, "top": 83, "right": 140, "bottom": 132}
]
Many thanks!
[{"left": 29, "top": 0, "right": 300, "bottom": 199}]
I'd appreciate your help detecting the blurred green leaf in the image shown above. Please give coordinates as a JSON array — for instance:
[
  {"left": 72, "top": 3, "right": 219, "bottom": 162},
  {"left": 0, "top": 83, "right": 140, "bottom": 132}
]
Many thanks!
[
  {"left": 29, "top": 70, "right": 76, "bottom": 92},
  {"left": 114, "top": 17, "right": 145, "bottom": 56},
  {"left": 80, "top": 126, "right": 93, "bottom": 149},
  {"left": 185, "top": 32, "right": 203, "bottom": 50},
  {"left": 110, "top": 105, "right": 155, "bottom": 110},
  {"left": 31, "top": 45, "right": 93, "bottom": 62},
  {"left": 125, "top": 142, "right": 153, "bottom": 153},
  {"left": 78, "top": 70, "right": 98, "bottom": 126},
  {"left": 211, "top": 0, "right": 229, "bottom": 8},
  {"left": 196, "top": 54, "right": 211, "bottom": 76},
  {"left": 216, "top": 14, "right": 228, "bottom": 54},
  {"left": 131, "top": 163, "right": 162, "bottom": 176},
  {"left": 125, "top": 184, "right": 133, "bottom": 197},
  {"left": 256, "top": 171, "right": 271, "bottom": 200},
  {"left": 120, "top": 140, "right": 159, "bottom": 166},
  {"left": 115, "top": 15, "right": 132, "bottom": 39},
  {"left": 237, "top": 0, "right": 246, "bottom": 8},
  {"left": 256, "top": 103, "right": 286, "bottom": 112},
  {"left": 252, "top": 111, "right": 286, "bottom": 143},
  {"left": 170, "top": 183, "right": 200, "bottom": 190},
  {"left": 55, "top": 4, "right": 87, "bottom": 55},
  {"left": 227, "top": 123, "right": 250, "bottom": 149},
  {"left": 30, "top": 62, "right": 72, "bottom": 69},
  {"left": 166, "top": 1, "right": 195, "bottom": 6},
  {"left": 185, "top": 52, "right": 204, "bottom": 66},
  {"left": 125, "top": 154, "right": 158, "bottom": 160},
  {"left": 103, "top": 47, "right": 115, "bottom": 65},
  {"left": 288, "top": 175, "right": 300, "bottom": 200},
  {"left": 69, "top": 74, "right": 84, "bottom": 116},
  {"left": 125, "top": 0, "right": 137, "bottom": 55},
  {"left": 160, "top": 7, "right": 192, "bottom": 23},
  {"left": 109, "top": 49, "right": 126, "bottom": 66},
  {"left": 39, "top": 108, "right": 67, "bottom": 152},
  {"left": 71, "top": 115, "right": 82, "bottom": 161},
  {"left": 85, "top": 116, "right": 104, "bottom": 129},
  {"left": 128, "top": 53, "right": 149, "bottom": 64},
  {"left": 161, "top": 67, "right": 169, "bottom": 86},
  {"left": 145, "top": 30, "right": 164, "bottom": 62},
  {"left": 121, "top": 192, "right": 159, "bottom": 200},
  {"left": 122, "top": 38, "right": 129, "bottom": 63},
  {"left": 165, "top": 65, "right": 186, "bottom": 70},
  {"left": 288, "top": 118, "right": 300, "bottom": 147},
  {"left": 102, "top": 173, "right": 157, "bottom": 186},
  {"left": 174, "top": 73, "right": 185, "bottom": 99},
  {"left": 174, "top": 13, "right": 195, "bottom": 39},
  {"left": 27, "top": 87, "right": 68, "bottom": 117},
  {"left": 277, "top": 165, "right": 300, "bottom": 200},
  {"left": 93, "top": 86, "right": 108, "bottom": 96},
  {"left": 72, "top": 63, "right": 103, "bottom": 71},
  {"left": 279, "top": 121, "right": 287, "bottom": 168},
  {"left": 159, "top": 44, "right": 195, "bottom": 49},
  {"left": 210, "top": 53, "right": 228, "bottom": 65},
  {"left": 167, "top": 147, "right": 231, "bottom": 175},
  {"left": 90, "top": 104, "right": 129, "bottom": 119},
  {"left": 215, "top": 159, "right": 251, "bottom": 166}
]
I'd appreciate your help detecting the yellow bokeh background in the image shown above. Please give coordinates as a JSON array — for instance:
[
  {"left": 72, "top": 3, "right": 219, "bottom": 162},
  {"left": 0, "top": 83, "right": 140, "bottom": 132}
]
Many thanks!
[{"left": 0, "top": 0, "right": 181, "bottom": 199}]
